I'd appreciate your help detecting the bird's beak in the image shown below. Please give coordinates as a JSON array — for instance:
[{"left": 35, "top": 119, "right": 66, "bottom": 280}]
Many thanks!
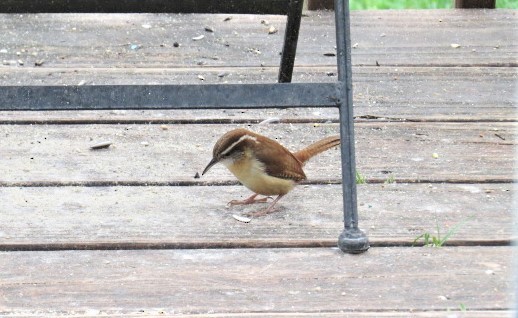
[{"left": 202, "top": 157, "right": 218, "bottom": 176}]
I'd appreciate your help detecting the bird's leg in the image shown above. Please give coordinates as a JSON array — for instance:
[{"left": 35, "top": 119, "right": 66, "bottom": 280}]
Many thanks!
[
  {"left": 228, "top": 193, "right": 271, "bottom": 206},
  {"left": 244, "top": 195, "right": 285, "bottom": 217}
]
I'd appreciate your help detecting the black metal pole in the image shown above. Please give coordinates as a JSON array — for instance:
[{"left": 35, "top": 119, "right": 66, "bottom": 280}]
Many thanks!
[
  {"left": 278, "top": 0, "right": 304, "bottom": 83},
  {"left": 334, "top": 0, "right": 369, "bottom": 253}
]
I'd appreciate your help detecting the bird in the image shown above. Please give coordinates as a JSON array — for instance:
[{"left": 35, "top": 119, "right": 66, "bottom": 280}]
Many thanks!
[{"left": 202, "top": 128, "right": 340, "bottom": 217}]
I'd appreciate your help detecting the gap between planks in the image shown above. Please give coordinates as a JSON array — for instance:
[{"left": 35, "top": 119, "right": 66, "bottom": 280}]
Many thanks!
[
  {"left": 9, "top": 311, "right": 509, "bottom": 318},
  {"left": 1, "top": 118, "right": 517, "bottom": 125},
  {"left": 0, "top": 177, "right": 517, "bottom": 188},
  {"left": 0, "top": 238, "right": 514, "bottom": 252}
]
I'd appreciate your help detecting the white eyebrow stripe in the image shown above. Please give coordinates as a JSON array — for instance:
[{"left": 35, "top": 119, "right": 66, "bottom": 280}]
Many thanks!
[{"left": 221, "top": 134, "right": 258, "bottom": 156}]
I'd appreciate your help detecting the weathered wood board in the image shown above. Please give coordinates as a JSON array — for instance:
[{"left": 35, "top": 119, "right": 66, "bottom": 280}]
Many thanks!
[
  {"left": 0, "top": 183, "right": 514, "bottom": 248},
  {"left": 0, "top": 247, "right": 513, "bottom": 315},
  {"left": 1, "top": 67, "right": 516, "bottom": 121},
  {"left": 1, "top": 312, "right": 508, "bottom": 318},
  {"left": 0, "top": 10, "right": 515, "bottom": 69},
  {"left": 1, "top": 122, "right": 515, "bottom": 184}
]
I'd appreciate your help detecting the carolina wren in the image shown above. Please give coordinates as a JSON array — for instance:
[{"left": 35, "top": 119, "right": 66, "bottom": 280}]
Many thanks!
[{"left": 202, "top": 128, "right": 340, "bottom": 217}]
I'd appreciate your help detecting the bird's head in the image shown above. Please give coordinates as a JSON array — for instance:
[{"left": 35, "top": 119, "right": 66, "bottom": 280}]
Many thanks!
[{"left": 202, "top": 128, "right": 258, "bottom": 176}]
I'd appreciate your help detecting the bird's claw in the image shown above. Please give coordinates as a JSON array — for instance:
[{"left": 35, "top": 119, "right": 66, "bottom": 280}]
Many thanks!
[{"left": 227, "top": 196, "right": 272, "bottom": 206}]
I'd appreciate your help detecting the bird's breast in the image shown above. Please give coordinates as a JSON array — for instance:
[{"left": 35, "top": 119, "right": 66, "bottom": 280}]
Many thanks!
[{"left": 223, "top": 154, "right": 295, "bottom": 196}]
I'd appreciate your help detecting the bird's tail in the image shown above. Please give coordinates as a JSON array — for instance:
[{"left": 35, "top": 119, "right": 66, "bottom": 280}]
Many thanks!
[{"left": 293, "top": 135, "right": 340, "bottom": 164}]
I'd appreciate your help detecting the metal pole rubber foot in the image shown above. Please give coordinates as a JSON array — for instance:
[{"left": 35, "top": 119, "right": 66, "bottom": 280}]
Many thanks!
[{"left": 338, "top": 227, "right": 370, "bottom": 254}]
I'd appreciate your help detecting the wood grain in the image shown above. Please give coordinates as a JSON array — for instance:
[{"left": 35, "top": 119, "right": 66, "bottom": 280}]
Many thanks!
[
  {"left": 0, "top": 247, "right": 513, "bottom": 314},
  {"left": 0, "top": 312, "right": 508, "bottom": 318},
  {"left": 0, "top": 10, "right": 515, "bottom": 70},
  {"left": 0, "top": 183, "right": 514, "bottom": 247},
  {"left": 1, "top": 67, "right": 515, "bottom": 122},
  {"left": 0, "top": 122, "right": 515, "bottom": 184}
]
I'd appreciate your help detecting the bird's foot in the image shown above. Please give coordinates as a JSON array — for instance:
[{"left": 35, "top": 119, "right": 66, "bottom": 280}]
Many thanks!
[
  {"left": 242, "top": 194, "right": 285, "bottom": 218},
  {"left": 227, "top": 194, "right": 272, "bottom": 206}
]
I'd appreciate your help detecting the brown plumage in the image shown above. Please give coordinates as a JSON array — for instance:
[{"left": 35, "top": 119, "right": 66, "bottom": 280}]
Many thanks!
[
  {"left": 202, "top": 128, "right": 340, "bottom": 217},
  {"left": 293, "top": 135, "right": 341, "bottom": 165}
]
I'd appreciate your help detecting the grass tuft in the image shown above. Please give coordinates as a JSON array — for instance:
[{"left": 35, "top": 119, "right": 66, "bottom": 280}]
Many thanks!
[
  {"left": 384, "top": 174, "right": 396, "bottom": 184},
  {"left": 356, "top": 171, "right": 367, "bottom": 184},
  {"left": 413, "top": 216, "right": 473, "bottom": 247}
]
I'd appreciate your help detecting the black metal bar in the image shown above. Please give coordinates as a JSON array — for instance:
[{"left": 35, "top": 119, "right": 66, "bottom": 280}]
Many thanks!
[
  {"left": 0, "top": 83, "right": 340, "bottom": 110},
  {"left": 278, "top": 0, "right": 304, "bottom": 83},
  {"left": 334, "top": 0, "right": 369, "bottom": 253},
  {"left": 454, "top": 0, "right": 495, "bottom": 8},
  {"left": 0, "top": 0, "right": 290, "bottom": 14}
]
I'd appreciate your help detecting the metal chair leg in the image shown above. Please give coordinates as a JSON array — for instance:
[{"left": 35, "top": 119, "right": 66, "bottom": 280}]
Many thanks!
[
  {"left": 334, "top": 0, "right": 369, "bottom": 253},
  {"left": 278, "top": 0, "right": 304, "bottom": 83}
]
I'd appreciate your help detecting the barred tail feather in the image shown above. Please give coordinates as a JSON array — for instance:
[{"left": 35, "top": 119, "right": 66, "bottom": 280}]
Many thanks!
[{"left": 293, "top": 135, "right": 340, "bottom": 164}]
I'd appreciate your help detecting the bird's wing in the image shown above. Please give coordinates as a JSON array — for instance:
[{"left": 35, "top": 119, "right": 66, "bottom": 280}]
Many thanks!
[{"left": 251, "top": 138, "right": 307, "bottom": 181}]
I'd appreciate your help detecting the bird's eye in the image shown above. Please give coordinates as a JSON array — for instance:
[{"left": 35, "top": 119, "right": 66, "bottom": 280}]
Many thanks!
[
  {"left": 222, "top": 150, "right": 241, "bottom": 160},
  {"left": 220, "top": 152, "right": 233, "bottom": 161}
]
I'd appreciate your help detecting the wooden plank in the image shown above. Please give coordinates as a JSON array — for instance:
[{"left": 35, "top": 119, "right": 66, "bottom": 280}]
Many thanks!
[
  {"left": 0, "top": 122, "right": 515, "bottom": 184},
  {"left": 0, "top": 312, "right": 510, "bottom": 318},
  {"left": 2, "top": 312, "right": 508, "bottom": 318},
  {"left": 0, "top": 247, "right": 513, "bottom": 314},
  {"left": 1, "top": 67, "right": 515, "bottom": 121},
  {"left": 0, "top": 11, "right": 515, "bottom": 68},
  {"left": 333, "top": 9, "right": 518, "bottom": 67},
  {"left": 0, "top": 107, "right": 342, "bottom": 125},
  {"left": 0, "top": 183, "right": 514, "bottom": 247}
]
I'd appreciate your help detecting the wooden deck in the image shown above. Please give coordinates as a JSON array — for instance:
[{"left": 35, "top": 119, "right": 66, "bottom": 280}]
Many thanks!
[{"left": 0, "top": 9, "right": 516, "bottom": 317}]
